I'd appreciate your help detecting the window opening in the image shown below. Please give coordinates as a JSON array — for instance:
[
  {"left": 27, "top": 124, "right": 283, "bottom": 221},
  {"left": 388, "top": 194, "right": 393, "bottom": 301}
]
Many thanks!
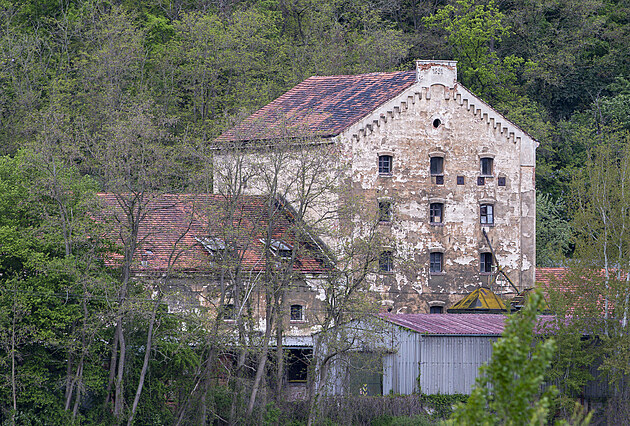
[
  {"left": 378, "top": 155, "right": 393, "bottom": 175},
  {"left": 480, "top": 204, "right": 494, "bottom": 225},
  {"left": 379, "top": 251, "right": 393, "bottom": 272},
  {"left": 481, "top": 157, "right": 493, "bottom": 176},
  {"left": 436, "top": 175, "right": 444, "bottom": 185},
  {"left": 261, "top": 239, "right": 293, "bottom": 258},
  {"left": 378, "top": 201, "right": 392, "bottom": 222},
  {"left": 498, "top": 176, "right": 506, "bottom": 186},
  {"left": 457, "top": 176, "right": 464, "bottom": 185},
  {"left": 430, "top": 252, "right": 443, "bottom": 274},
  {"left": 433, "top": 118, "right": 441, "bottom": 128},
  {"left": 196, "top": 237, "right": 226, "bottom": 257},
  {"left": 290, "top": 304, "right": 304, "bottom": 321},
  {"left": 477, "top": 176, "right": 485, "bottom": 186},
  {"left": 430, "top": 306, "right": 443, "bottom": 314},
  {"left": 287, "top": 348, "right": 311, "bottom": 383},
  {"left": 430, "top": 203, "right": 443, "bottom": 224},
  {"left": 480, "top": 252, "right": 493, "bottom": 273},
  {"left": 430, "top": 156, "right": 444, "bottom": 175}
]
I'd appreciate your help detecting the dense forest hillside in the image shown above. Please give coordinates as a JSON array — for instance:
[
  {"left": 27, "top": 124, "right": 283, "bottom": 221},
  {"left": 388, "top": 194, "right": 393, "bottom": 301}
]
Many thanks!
[
  {"left": 2, "top": 0, "right": 629, "bottom": 264},
  {"left": 1, "top": 0, "right": 630, "bottom": 423}
]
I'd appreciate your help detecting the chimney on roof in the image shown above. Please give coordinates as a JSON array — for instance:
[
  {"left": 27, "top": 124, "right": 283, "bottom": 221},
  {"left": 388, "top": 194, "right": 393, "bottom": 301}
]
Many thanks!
[{"left": 416, "top": 60, "right": 457, "bottom": 89}]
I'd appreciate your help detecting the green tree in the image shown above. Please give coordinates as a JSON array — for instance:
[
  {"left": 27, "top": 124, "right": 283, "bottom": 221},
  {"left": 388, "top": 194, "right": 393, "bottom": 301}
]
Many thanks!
[
  {"left": 423, "top": 0, "right": 531, "bottom": 104},
  {"left": 536, "top": 193, "right": 572, "bottom": 266},
  {"left": 447, "top": 290, "right": 559, "bottom": 425}
]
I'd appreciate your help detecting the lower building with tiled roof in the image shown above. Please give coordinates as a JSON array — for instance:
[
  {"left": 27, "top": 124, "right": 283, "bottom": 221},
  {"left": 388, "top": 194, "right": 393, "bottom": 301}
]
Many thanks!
[{"left": 97, "top": 193, "right": 331, "bottom": 348}]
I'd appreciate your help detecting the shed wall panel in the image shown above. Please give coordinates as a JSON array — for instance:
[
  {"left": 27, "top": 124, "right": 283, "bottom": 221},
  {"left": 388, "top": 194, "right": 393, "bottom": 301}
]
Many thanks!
[{"left": 420, "top": 336, "right": 497, "bottom": 395}]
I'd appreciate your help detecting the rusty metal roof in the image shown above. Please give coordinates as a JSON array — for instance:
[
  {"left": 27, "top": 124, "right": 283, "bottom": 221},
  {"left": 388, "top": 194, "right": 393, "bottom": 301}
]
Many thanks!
[
  {"left": 379, "top": 313, "right": 506, "bottom": 335},
  {"left": 217, "top": 71, "right": 417, "bottom": 143},
  {"left": 447, "top": 287, "right": 507, "bottom": 313},
  {"left": 379, "top": 313, "right": 560, "bottom": 336}
]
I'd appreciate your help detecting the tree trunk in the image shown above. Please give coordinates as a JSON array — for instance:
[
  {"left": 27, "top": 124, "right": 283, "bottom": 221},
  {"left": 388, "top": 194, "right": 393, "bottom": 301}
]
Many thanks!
[
  {"left": 127, "top": 292, "right": 162, "bottom": 425},
  {"left": 246, "top": 301, "right": 275, "bottom": 417},
  {"left": 11, "top": 288, "right": 17, "bottom": 424},
  {"left": 105, "top": 327, "right": 119, "bottom": 407},
  {"left": 114, "top": 320, "right": 126, "bottom": 418}
]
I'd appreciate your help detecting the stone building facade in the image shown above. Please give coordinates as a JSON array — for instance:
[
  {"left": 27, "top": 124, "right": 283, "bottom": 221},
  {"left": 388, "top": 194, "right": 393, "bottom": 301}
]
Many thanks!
[{"left": 219, "top": 60, "right": 537, "bottom": 313}]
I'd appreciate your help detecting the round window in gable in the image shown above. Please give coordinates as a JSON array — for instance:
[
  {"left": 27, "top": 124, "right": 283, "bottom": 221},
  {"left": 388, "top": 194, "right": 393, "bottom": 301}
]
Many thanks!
[{"left": 433, "top": 118, "right": 441, "bottom": 128}]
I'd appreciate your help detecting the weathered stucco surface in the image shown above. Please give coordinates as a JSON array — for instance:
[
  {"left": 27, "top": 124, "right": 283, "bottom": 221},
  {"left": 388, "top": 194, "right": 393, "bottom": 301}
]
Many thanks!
[
  {"left": 214, "top": 60, "right": 537, "bottom": 314},
  {"left": 337, "top": 60, "right": 536, "bottom": 312}
]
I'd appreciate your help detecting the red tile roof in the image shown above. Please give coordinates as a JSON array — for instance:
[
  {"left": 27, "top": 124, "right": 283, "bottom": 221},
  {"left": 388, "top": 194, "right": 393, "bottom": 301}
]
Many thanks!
[
  {"left": 218, "top": 71, "right": 417, "bottom": 143},
  {"left": 535, "top": 267, "right": 569, "bottom": 288},
  {"left": 97, "top": 193, "right": 328, "bottom": 275}
]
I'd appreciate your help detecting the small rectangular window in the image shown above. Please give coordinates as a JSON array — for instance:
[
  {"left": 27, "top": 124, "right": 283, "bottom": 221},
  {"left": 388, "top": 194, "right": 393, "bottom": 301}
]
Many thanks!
[
  {"left": 430, "top": 157, "right": 444, "bottom": 175},
  {"left": 457, "top": 176, "right": 465, "bottom": 185},
  {"left": 481, "top": 157, "right": 493, "bottom": 176},
  {"left": 430, "top": 203, "right": 443, "bottom": 224},
  {"left": 378, "top": 201, "right": 392, "bottom": 222},
  {"left": 430, "top": 306, "right": 443, "bottom": 314},
  {"left": 477, "top": 176, "right": 485, "bottom": 186},
  {"left": 378, "top": 155, "right": 393, "bottom": 175},
  {"left": 290, "top": 304, "right": 304, "bottom": 321},
  {"left": 429, "top": 252, "right": 443, "bottom": 273},
  {"left": 498, "top": 176, "right": 506, "bottom": 186},
  {"left": 480, "top": 252, "right": 493, "bottom": 273},
  {"left": 480, "top": 204, "right": 494, "bottom": 225},
  {"left": 379, "top": 251, "right": 393, "bottom": 272},
  {"left": 435, "top": 175, "right": 444, "bottom": 185}
]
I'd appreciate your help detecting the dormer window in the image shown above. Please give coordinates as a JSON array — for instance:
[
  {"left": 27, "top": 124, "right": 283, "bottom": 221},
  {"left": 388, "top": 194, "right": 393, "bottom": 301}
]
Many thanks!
[
  {"left": 261, "top": 239, "right": 292, "bottom": 257},
  {"left": 378, "top": 155, "right": 393, "bottom": 175},
  {"left": 290, "top": 304, "right": 304, "bottom": 321},
  {"left": 480, "top": 157, "right": 493, "bottom": 176},
  {"left": 141, "top": 249, "right": 153, "bottom": 267},
  {"left": 196, "top": 237, "right": 226, "bottom": 256}
]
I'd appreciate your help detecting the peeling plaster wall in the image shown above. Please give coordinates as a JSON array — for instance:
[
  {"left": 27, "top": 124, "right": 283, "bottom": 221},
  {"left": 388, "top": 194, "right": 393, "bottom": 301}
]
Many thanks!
[
  {"left": 338, "top": 63, "right": 536, "bottom": 312},
  {"left": 213, "top": 61, "right": 537, "bottom": 315},
  {"left": 164, "top": 274, "right": 325, "bottom": 340}
]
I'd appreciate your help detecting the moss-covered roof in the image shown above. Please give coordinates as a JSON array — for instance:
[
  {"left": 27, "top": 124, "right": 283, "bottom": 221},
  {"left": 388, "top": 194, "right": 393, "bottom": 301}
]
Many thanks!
[{"left": 447, "top": 287, "right": 507, "bottom": 313}]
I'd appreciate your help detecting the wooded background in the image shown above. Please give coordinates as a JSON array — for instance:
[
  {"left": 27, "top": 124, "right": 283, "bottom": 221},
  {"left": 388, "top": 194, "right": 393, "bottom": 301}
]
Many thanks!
[{"left": 1, "top": 0, "right": 630, "bottom": 423}]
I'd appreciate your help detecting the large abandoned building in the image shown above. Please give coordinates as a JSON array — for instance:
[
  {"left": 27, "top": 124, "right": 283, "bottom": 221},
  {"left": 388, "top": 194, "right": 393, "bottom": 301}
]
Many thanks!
[{"left": 218, "top": 60, "right": 537, "bottom": 314}]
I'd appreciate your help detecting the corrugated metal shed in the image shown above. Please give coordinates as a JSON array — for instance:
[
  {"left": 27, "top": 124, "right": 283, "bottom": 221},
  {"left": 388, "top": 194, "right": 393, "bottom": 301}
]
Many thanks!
[
  {"left": 378, "top": 314, "right": 503, "bottom": 395},
  {"left": 321, "top": 314, "right": 609, "bottom": 398}
]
